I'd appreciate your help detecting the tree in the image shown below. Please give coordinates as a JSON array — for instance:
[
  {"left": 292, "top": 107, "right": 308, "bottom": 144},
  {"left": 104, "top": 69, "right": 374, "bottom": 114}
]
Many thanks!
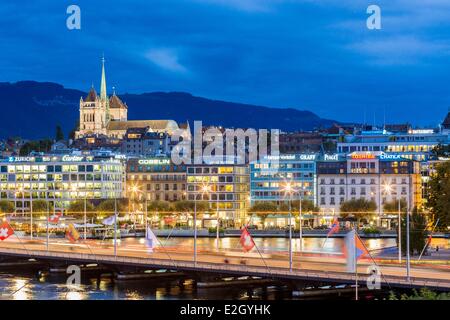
[
  {"left": 400, "top": 207, "right": 427, "bottom": 256},
  {"left": 426, "top": 161, "right": 450, "bottom": 230},
  {"left": 67, "top": 200, "right": 95, "bottom": 218},
  {"left": 172, "top": 200, "right": 208, "bottom": 212},
  {"left": 96, "top": 199, "right": 127, "bottom": 216},
  {"left": 31, "top": 200, "right": 53, "bottom": 213},
  {"left": 0, "top": 200, "right": 14, "bottom": 213},
  {"left": 322, "top": 141, "right": 336, "bottom": 153},
  {"left": 69, "top": 120, "right": 79, "bottom": 141},
  {"left": 389, "top": 288, "right": 450, "bottom": 300},
  {"left": 55, "top": 125, "right": 64, "bottom": 141},
  {"left": 340, "top": 198, "right": 377, "bottom": 225},
  {"left": 147, "top": 201, "right": 172, "bottom": 213},
  {"left": 291, "top": 199, "right": 319, "bottom": 213},
  {"left": 19, "top": 139, "right": 52, "bottom": 156},
  {"left": 431, "top": 144, "right": 450, "bottom": 158},
  {"left": 249, "top": 201, "right": 278, "bottom": 213},
  {"left": 383, "top": 199, "right": 407, "bottom": 214},
  {"left": 249, "top": 202, "right": 278, "bottom": 227}
]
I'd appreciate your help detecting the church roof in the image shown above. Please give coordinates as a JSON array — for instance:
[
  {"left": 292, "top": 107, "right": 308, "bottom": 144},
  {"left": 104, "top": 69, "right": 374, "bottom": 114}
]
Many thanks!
[
  {"left": 106, "top": 120, "right": 179, "bottom": 132},
  {"left": 109, "top": 94, "right": 128, "bottom": 109},
  {"left": 442, "top": 112, "right": 450, "bottom": 129},
  {"left": 84, "top": 87, "right": 98, "bottom": 102}
]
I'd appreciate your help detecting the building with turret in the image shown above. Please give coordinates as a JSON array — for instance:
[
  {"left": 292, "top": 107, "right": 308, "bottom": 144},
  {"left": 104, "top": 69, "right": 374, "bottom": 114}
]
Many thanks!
[{"left": 75, "top": 58, "right": 179, "bottom": 140}]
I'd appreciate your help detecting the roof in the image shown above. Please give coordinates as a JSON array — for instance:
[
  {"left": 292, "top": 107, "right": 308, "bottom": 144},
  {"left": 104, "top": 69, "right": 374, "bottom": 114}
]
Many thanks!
[
  {"left": 109, "top": 94, "right": 128, "bottom": 109},
  {"left": 442, "top": 112, "right": 450, "bottom": 129},
  {"left": 106, "top": 120, "right": 179, "bottom": 132},
  {"left": 84, "top": 87, "right": 98, "bottom": 102}
]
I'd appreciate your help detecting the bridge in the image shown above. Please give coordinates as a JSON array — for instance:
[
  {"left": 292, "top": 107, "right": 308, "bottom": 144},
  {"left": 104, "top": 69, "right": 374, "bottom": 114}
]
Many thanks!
[{"left": 0, "top": 238, "right": 449, "bottom": 291}]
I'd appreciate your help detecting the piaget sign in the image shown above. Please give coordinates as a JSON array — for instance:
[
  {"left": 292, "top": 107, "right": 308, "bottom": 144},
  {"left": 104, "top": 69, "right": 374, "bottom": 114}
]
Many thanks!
[
  {"left": 324, "top": 154, "right": 339, "bottom": 161},
  {"left": 138, "top": 158, "right": 170, "bottom": 165}
]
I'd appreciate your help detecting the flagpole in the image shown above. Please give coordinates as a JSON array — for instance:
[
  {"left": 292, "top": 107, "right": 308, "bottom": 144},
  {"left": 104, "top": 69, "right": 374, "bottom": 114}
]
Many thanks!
[
  {"left": 356, "top": 232, "right": 392, "bottom": 291},
  {"left": 398, "top": 199, "right": 401, "bottom": 263},
  {"left": 84, "top": 195, "right": 87, "bottom": 240},
  {"left": 46, "top": 201, "right": 49, "bottom": 251},
  {"left": 114, "top": 198, "right": 117, "bottom": 257},
  {"left": 30, "top": 194, "right": 33, "bottom": 240},
  {"left": 406, "top": 206, "right": 410, "bottom": 281},
  {"left": 194, "top": 195, "right": 197, "bottom": 267},
  {"left": 418, "top": 218, "right": 439, "bottom": 262},
  {"left": 145, "top": 199, "right": 148, "bottom": 238},
  {"left": 288, "top": 193, "right": 292, "bottom": 272},
  {"left": 354, "top": 229, "right": 358, "bottom": 301},
  {"left": 299, "top": 191, "right": 303, "bottom": 253}
]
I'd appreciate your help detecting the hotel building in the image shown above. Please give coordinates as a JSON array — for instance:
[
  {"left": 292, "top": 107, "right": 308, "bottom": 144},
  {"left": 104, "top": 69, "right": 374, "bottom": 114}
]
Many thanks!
[
  {"left": 0, "top": 155, "right": 125, "bottom": 213},
  {"left": 126, "top": 157, "right": 187, "bottom": 204},
  {"left": 316, "top": 152, "right": 422, "bottom": 227},
  {"left": 337, "top": 129, "right": 449, "bottom": 162}
]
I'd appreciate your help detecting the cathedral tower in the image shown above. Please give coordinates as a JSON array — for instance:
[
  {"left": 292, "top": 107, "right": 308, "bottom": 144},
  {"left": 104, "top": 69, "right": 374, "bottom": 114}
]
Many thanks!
[{"left": 75, "top": 57, "right": 110, "bottom": 138}]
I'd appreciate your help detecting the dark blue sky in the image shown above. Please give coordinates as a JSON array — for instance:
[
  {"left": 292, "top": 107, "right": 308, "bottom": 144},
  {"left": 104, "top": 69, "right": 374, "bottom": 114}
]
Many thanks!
[{"left": 1, "top": 0, "right": 450, "bottom": 126}]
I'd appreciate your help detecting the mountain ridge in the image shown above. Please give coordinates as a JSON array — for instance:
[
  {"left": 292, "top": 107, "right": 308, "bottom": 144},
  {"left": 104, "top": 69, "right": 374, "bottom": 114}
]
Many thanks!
[{"left": 0, "top": 81, "right": 338, "bottom": 139}]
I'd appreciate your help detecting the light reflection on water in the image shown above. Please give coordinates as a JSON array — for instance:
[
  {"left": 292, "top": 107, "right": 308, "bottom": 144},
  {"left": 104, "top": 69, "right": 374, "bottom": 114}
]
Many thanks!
[{"left": 122, "top": 236, "right": 400, "bottom": 253}]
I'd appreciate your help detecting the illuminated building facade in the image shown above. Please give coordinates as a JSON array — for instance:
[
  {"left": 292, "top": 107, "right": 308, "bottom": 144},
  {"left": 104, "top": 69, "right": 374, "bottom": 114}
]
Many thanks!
[
  {"left": 316, "top": 152, "right": 422, "bottom": 227},
  {"left": 126, "top": 158, "right": 187, "bottom": 203},
  {"left": 337, "top": 129, "right": 449, "bottom": 162},
  {"left": 0, "top": 155, "right": 125, "bottom": 213},
  {"left": 249, "top": 154, "right": 318, "bottom": 205},
  {"left": 186, "top": 164, "right": 250, "bottom": 227}
]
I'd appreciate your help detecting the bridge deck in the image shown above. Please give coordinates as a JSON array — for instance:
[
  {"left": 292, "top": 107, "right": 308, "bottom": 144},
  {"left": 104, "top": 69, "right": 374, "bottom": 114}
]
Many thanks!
[{"left": 0, "top": 246, "right": 449, "bottom": 290}]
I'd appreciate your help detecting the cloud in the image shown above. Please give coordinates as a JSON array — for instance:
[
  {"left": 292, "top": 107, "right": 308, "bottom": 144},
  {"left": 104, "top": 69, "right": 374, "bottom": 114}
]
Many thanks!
[
  {"left": 192, "top": 0, "right": 292, "bottom": 12},
  {"left": 348, "top": 36, "right": 450, "bottom": 65},
  {"left": 145, "top": 48, "right": 188, "bottom": 73}
]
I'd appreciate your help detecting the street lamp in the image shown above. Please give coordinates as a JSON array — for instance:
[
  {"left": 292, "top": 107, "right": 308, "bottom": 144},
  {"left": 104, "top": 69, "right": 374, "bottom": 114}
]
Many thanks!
[
  {"left": 282, "top": 181, "right": 294, "bottom": 272},
  {"left": 382, "top": 183, "right": 402, "bottom": 263},
  {"left": 215, "top": 186, "right": 221, "bottom": 251},
  {"left": 194, "top": 183, "right": 210, "bottom": 266},
  {"left": 128, "top": 184, "right": 148, "bottom": 237}
]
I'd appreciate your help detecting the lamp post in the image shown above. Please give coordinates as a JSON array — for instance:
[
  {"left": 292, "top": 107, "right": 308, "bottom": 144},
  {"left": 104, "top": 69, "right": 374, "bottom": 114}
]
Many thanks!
[
  {"left": 194, "top": 184, "right": 210, "bottom": 267},
  {"left": 397, "top": 198, "right": 402, "bottom": 264},
  {"left": 282, "top": 182, "right": 294, "bottom": 272},
  {"left": 129, "top": 184, "right": 147, "bottom": 236},
  {"left": 29, "top": 189, "right": 33, "bottom": 240},
  {"left": 406, "top": 204, "right": 411, "bottom": 281},
  {"left": 216, "top": 191, "right": 219, "bottom": 251},
  {"left": 382, "top": 182, "right": 403, "bottom": 262},
  {"left": 298, "top": 187, "right": 305, "bottom": 253}
]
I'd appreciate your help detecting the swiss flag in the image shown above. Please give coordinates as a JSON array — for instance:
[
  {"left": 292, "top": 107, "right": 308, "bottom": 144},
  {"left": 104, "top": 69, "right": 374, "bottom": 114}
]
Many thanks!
[
  {"left": 0, "top": 221, "right": 14, "bottom": 241},
  {"left": 48, "top": 212, "right": 62, "bottom": 224},
  {"left": 239, "top": 227, "right": 255, "bottom": 252}
]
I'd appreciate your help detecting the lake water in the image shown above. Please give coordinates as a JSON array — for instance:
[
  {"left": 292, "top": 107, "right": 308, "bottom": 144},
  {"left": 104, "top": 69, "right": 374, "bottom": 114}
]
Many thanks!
[{"left": 0, "top": 237, "right": 448, "bottom": 300}]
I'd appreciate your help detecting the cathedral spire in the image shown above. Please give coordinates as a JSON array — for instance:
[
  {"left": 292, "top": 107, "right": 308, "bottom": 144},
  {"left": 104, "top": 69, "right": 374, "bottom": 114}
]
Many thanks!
[{"left": 100, "top": 54, "right": 107, "bottom": 101}]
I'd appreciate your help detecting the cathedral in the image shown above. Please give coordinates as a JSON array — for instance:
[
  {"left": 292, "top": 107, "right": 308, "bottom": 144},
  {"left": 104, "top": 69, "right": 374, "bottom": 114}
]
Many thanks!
[{"left": 75, "top": 58, "right": 180, "bottom": 140}]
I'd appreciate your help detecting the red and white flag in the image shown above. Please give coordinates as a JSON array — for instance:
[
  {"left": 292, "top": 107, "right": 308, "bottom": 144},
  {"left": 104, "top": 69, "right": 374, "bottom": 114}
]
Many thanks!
[
  {"left": 48, "top": 212, "right": 62, "bottom": 224},
  {"left": 0, "top": 221, "right": 14, "bottom": 241},
  {"left": 240, "top": 227, "right": 255, "bottom": 252}
]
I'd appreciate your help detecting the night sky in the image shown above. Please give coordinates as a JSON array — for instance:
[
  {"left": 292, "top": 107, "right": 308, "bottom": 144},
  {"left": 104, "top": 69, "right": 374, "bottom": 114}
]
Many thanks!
[{"left": 1, "top": 0, "right": 450, "bottom": 126}]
